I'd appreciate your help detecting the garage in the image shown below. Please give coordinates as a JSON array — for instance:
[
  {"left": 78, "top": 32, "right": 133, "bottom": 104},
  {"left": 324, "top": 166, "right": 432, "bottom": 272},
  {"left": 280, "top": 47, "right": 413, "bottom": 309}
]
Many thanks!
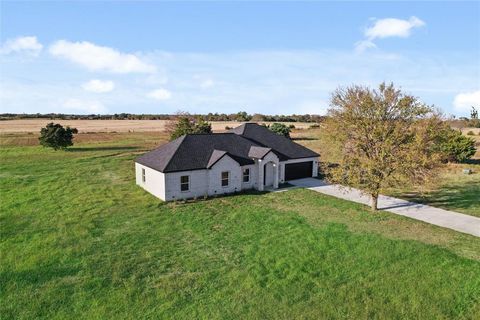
[{"left": 285, "top": 161, "right": 313, "bottom": 181}]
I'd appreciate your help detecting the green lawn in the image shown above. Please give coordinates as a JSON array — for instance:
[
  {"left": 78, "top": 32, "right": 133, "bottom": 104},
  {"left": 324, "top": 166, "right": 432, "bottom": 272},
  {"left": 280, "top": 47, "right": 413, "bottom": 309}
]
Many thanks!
[
  {"left": 387, "top": 163, "right": 480, "bottom": 217},
  {"left": 294, "top": 128, "right": 480, "bottom": 217},
  {"left": 1, "top": 138, "right": 480, "bottom": 319}
]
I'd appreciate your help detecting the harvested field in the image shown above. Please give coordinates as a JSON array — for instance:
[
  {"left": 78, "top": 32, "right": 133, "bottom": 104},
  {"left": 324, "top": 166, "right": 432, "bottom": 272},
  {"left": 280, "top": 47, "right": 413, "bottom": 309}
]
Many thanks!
[{"left": 0, "top": 119, "right": 314, "bottom": 133}]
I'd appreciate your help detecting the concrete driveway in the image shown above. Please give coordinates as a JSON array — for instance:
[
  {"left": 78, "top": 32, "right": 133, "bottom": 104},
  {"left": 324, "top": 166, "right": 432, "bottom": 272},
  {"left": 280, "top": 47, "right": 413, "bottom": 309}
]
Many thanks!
[{"left": 289, "top": 178, "right": 480, "bottom": 237}]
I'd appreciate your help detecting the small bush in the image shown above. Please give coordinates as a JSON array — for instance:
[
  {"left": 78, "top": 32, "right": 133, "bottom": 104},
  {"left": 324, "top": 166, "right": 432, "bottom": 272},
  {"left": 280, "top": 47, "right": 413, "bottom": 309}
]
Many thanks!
[
  {"left": 225, "top": 126, "right": 232, "bottom": 130},
  {"left": 309, "top": 123, "right": 320, "bottom": 129},
  {"left": 466, "top": 130, "right": 475, "bottom": 135},
  {"left": 288, "top": 124, "right": 296, "bottom": 129}
]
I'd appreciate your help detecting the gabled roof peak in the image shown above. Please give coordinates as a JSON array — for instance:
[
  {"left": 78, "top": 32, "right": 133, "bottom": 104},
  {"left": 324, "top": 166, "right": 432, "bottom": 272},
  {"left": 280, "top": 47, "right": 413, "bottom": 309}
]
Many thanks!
[
  {"left": 207, "top": 149, "right": 228, "bottom": 168},
  {"left": 248, "top": 146, "right": 272, "bottom": 159}
]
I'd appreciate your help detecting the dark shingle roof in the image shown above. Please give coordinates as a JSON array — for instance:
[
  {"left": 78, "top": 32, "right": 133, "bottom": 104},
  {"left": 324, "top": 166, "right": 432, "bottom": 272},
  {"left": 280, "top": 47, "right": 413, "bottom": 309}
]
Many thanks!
[
  {"left": 135, "top": 135, "right": 186, "bottom": 172},
  {"left": 207, "top": 150, "right": 228, "bottom": 168},
  {"left": 248, "top": 146, "right": 271, "bottom": 159},
  {"left": 136, "top": 123, "right": 319, "bottom": 172},
  {"left": 230, "top": 123, "right": 319, "bottom": 160},
  {"left": 136, "top": 133, "right": 257, "bottom": 172}
]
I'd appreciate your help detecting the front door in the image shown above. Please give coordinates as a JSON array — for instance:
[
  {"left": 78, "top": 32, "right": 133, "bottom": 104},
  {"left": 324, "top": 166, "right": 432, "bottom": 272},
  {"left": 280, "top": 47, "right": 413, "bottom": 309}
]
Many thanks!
[{"left": 263, "top": 162, "right": 274, "bottom": 187}]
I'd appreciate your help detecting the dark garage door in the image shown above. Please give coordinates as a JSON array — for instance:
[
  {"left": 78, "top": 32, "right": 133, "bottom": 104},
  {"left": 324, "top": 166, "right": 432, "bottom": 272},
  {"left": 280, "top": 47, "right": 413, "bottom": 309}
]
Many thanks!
[{"left": 285, "top": 161, "right": 313, "bottom": 181}]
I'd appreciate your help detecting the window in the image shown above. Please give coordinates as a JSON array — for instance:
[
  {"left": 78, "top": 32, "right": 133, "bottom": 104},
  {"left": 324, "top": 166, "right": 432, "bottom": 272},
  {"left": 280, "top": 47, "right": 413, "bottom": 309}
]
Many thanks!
[
  {"left": 243, "top": 168, "right": 250, "bottom": 183},
  {"left": 180, "top": 175, "right": 190, "bottom": 192},
  {"left": 142, "top": 168, "right": 146, "bottom": 183},
  {"left": 221, "top": 171, "right": 229, "bottom": 187}
]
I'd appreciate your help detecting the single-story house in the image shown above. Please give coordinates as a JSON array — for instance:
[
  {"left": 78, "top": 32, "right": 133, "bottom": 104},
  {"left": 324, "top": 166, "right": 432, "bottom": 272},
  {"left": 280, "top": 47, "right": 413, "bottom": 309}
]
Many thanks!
[{"left": 135, "top": 123, "right": 319, "bottom": 201}]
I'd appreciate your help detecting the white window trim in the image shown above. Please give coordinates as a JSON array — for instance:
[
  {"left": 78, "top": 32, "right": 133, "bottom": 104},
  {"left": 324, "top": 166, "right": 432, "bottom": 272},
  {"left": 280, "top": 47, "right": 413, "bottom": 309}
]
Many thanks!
[
  {"left": 221, "top": 171, "right": 230, "bottom": 187},
  {"left": 243, "top": 168, "right": 250, "bottom": 183},
  {"left": 180, "top": 175, "right": 190, "bottom": 192}
]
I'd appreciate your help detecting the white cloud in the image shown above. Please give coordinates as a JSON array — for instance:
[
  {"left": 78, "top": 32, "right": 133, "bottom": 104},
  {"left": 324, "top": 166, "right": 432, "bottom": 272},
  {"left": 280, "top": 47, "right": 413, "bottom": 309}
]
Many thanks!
[
  {"left": 354, "top": 40, "right": 377, "bottom": 53},
  {"left": 356, "top": 16, "right": 425, "bottom": 52},
  {"left": 453, "top": 90, "right": 480, "bottom": 112},
  {"left": 82, "top": 79, "right": 115, "bottom": 93},
  {"left": 366, "top": 16, "right": 425, "bottom": 39},
  {"left": 1, "top": 36, "right": 43, "bottom": 55},
  {"left": 147, "top": 88, "right": 172, "bottom": 100},
  {"left": 49, "top": 40, "right": 155, "bottom": 73},
  {"left": 63, "top": 98, "right": 107, "bottom": 114}
]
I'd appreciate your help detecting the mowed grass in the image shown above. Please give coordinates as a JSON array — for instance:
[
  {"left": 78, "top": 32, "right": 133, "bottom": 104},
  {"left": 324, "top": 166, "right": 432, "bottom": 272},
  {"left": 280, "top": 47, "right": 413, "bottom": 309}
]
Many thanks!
[
  {"left": 387, "top": 163, "right": 480, "bottom": 217},
  {"left": 292, "top": 128, "right": 480, "bottom": 217},
  {"left": 1, "top": 135, "right": 480, "bottom": 319}
]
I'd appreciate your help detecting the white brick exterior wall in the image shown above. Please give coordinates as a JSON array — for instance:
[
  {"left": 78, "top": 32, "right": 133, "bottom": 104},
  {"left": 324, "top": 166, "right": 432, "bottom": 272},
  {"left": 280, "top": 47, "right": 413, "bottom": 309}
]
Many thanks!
[
  {"left": 207, "top": 156, "right": 242, "bottom": 196},
  {"left": 164, "top": 169, "right": 208, "bottom": 201},
  {"left": 136, "top": 154, "right": 319, "bottom": 201},
  {"left": 135, "top": 163, "right": 166, "bottom": 200},
  {"left": 241, "top": 164, "right": 257, "bottom": 190},
  {"left": 136, "top": 155, "right": 246, "bottom": 201}
]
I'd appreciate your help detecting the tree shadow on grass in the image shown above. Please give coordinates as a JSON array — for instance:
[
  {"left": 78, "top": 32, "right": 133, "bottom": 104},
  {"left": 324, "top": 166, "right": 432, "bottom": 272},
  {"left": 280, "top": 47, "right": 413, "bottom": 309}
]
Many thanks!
[
  {"left": 68, "top": 146, "right": 139, "bottom": 152},
  {"left": 1, "top": 265, "right": 81, "bottom": 286},
  {"left": 463, "top": 159, "right": 480, "bottom": 165},
  {"left": 292, "top": 137, "right": 318, "bottom": 141},
  {"left": 398, "top": 181, "right": 480, "bottom": 215}
]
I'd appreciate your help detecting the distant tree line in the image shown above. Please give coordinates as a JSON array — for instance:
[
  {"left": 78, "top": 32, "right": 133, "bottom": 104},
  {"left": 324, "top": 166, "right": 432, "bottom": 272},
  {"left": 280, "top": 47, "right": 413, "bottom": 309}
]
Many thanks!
[
  {"left": 447, "top": 106, "right": 480, "bottom": 129},
  {"left": 0, "top": 112, "right": 325, "bottom": 122}
]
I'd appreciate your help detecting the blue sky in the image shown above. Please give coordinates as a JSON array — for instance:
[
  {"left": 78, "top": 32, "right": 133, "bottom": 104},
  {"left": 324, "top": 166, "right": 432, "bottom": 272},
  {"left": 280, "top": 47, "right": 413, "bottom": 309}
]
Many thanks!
[{"left": 1, "top": 1, "right": 479, "bottom": 116}]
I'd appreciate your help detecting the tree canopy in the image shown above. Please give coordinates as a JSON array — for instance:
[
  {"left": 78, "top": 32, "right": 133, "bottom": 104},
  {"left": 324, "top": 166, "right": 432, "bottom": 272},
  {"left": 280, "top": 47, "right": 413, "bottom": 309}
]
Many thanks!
[
  {"left": 269, "top": 123, "right": 291, "bottom": 138},
  {"left": 39, "top": 123, "right": 78, "bottom": 150},
  {"left": 168, "top": 115, "right": 212, "bottom": 140},
  {"left": 323, "top": 83, "right": 446, "bottom": 211},
  {"left": 439, "top": 128, "right": 476, "bottom": 162}
]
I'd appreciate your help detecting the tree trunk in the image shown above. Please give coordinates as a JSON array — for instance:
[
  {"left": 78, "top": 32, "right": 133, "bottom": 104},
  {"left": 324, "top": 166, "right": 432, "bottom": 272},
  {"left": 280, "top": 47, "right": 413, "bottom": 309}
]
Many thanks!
[{"left": 370, "top": 194, "right": 378, "bottom": 211}]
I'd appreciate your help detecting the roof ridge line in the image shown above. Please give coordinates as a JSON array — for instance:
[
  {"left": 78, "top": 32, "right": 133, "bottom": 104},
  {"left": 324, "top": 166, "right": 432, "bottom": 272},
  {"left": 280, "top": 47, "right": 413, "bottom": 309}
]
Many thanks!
[{"left": 184, "top": 132, "right": 235, "bottom": 136}]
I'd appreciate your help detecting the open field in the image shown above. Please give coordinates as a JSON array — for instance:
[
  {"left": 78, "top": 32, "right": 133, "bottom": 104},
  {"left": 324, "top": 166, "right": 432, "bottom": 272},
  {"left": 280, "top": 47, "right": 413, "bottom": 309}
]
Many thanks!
[
  {"left": 1, "top": 133, "right": 480, "bottom": 319},
  {"left": 0, "top": 119, "right": 314, "bottom": 133},
  {"left": 461, "top": 127, "right": 480, "bottom": 136}
]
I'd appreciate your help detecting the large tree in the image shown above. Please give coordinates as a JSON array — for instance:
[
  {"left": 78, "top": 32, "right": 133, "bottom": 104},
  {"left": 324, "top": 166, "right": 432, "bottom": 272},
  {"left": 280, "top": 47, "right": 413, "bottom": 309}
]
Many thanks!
[
  {"left": 39, "top": 123, "right": 78, "bottom": 150},
  {"left": 323, "top": 83, "right": 446, "bottom": 211}
]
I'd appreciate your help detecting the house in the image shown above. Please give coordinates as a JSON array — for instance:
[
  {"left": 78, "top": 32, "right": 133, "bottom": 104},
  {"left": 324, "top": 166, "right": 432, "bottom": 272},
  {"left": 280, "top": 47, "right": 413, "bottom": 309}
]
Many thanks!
[{"left": 135, "top": 123, "right": 319, "bottom": 201}]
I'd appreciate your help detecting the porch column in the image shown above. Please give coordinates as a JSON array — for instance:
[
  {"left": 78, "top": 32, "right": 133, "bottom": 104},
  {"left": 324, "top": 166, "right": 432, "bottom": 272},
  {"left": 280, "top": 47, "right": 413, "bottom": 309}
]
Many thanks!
[
  {"left": 258, "top": 160, "right": 264, "bottom": 191},
  {"left": 273, "top": 163, "right": 279, "bottom": 189}
]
